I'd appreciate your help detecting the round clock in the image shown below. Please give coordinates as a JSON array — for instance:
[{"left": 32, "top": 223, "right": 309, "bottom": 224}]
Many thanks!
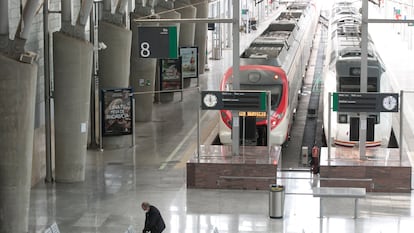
[
  {"left": 382, "top": 95, "right": 397, "bottom": 111},
  {"left": 203, "top": 93, "right": 218, "bottom": 108}
]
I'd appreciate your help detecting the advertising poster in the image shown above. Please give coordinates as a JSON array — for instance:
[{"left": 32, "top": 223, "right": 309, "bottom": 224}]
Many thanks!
[
  {"left": 160, "top": 57, "right": 182, "bottom": 91},
  {"left": 101, "top": 88, "right": 133, "bottom": 136},
  {"left": 179, "top": 46, "right": 198, "bottom": 79}
]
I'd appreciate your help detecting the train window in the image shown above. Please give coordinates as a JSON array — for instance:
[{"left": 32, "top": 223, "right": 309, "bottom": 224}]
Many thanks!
[
  {"left": 338, "top": 114, "right": 347, "bottom": 123},
  {"left": 271, "top": 93, "right": 281, "bottom": 109},
  {"left": 338, "top": 76, "right": 378, "bottom": 92},
  {"left": 239, "top": 84, "right": 282, "bottom": 109}
]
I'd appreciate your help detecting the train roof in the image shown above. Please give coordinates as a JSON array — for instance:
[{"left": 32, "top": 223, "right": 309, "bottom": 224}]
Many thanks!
[
  {"left": 240, "top": 20, "right": 295, "bottom": 65},
  {"left": 286, "top": 2, "right": 309, "bottom": 11},
  {"left": 328, "top": 1, "right": 385, "bottom": 69},
  {"left": 240, "top": 1, "right": 315, "bottom": 67}
]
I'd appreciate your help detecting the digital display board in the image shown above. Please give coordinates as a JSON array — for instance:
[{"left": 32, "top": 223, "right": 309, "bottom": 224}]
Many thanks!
[{"left": 332, "top": 92, "right": 399, "bottom": 112}]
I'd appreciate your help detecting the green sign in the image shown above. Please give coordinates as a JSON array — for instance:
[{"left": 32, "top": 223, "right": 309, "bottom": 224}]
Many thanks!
[
  {"left": 201, "top": 91, "right": 268, "bottom": 111},
  {"left": 332, "top": 92, "right": 399, "bottom": 112}
]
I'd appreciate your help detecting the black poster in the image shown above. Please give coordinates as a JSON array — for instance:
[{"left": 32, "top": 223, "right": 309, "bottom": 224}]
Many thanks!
[
  {"left": 101, "top": 88, "right": 133, "bottom": 136},
  {"left": 160, "top": 57, "right": 182, "bottom": 91}
]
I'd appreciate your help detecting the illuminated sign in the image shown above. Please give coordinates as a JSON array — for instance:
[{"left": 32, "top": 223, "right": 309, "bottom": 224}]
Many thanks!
[{"left": 239, "top": 111, "right": 267, "bottom": 117}]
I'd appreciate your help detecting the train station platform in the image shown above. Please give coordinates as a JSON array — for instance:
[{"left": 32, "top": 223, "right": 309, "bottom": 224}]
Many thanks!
[
  {"left": 319, "top": 147, "right": 411, "bottom": 193},
  {"left": 187, "top": 145, "right": 281, "bottom": 190}
]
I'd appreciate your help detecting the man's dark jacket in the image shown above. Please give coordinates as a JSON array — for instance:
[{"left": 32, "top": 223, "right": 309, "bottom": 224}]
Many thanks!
[{"left": 143, "top": 205, "right": 166, "bottom": 233}]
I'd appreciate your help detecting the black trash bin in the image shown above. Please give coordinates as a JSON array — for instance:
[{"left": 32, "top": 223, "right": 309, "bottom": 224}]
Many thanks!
[{"left": 269, "top": 184, "right": 285, "bottom": 218}]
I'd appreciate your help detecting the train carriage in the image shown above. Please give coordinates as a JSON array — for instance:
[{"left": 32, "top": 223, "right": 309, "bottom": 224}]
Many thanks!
[
  {"left": 322, "top": 1, "right": 392, "bottom": 147},
  {"left": 219, "top": 1, "right": 320, "bottom": 146}
]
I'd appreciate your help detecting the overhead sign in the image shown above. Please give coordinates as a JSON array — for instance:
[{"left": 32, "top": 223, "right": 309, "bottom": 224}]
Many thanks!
[
  {"left": 137, "top": 26, "right": 178, "bottom": 59},
  {"left": 332, "top": 92, "right": 399, "bottom": 112},
  {"left": 201, "top": 91, "right": 268, "bottom": 111}
]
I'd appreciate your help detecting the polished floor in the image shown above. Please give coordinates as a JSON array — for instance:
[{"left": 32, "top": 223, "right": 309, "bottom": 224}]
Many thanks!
[{"left": 29, "top": 3, "right": 414, "bottom": 233}]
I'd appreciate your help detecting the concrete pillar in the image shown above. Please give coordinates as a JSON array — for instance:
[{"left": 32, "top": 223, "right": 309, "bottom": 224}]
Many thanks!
[
  {"left": 0, "top": 55, "right": 37, "bottom": 233},
  {"left": 191, "top": 0, "right": 208, "bottom": 74},
  {"left": 175, "top": 1, "right": 196, "bottom": 47},
  {"left": 154, "top": 5, "right": 181, "bottom": 103},
  {"left": 98, "top": 21, "right": 132, "bottom": 148},
  {"left": 98, "top": 21, "right": 132, "bottom": 89},
  {"left": 53, "top": 32, "right": 93, "bottom": 182},
  {"left": 175, "top": 1, "right": 197, "bottom": 88},
  {"left": 130, "top": 9, "right": 158, "bottom": 122}
]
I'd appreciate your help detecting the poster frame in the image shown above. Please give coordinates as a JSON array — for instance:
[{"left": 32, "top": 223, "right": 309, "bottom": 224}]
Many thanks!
[
  {"left": 159, "top": 57, "right": 183, "bottom": 91},
  {"left": 101, "top": 88, "right": 133, "bottom": 137},
  {"left": 179, "top": 46, "right": 199, "bottom": 79}
]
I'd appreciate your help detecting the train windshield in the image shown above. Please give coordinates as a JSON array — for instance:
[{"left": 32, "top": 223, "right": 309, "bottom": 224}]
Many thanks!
[
  {"left": 338, "top": 76, "right": 378, "bottom": 92},
  {"left": 240, "top": 84, "right": 283, "bottom": 109}
]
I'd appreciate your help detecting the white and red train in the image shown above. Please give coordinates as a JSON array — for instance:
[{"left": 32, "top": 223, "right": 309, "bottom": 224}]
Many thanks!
[{"left": 218, "top": 1, "right": 320, "bottom": 146}]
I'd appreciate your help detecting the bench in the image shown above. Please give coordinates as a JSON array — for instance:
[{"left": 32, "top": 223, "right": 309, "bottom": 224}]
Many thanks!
[{"left": 312, "top": 187, "right": 366, "bottom": 218}]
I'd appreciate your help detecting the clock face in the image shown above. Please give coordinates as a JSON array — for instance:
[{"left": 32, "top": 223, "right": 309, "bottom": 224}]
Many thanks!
[
  {"left": 203, "top": 93, "right": 218, "bottom": 108},
  {"left": 382, "top": 95, "right": 397, "bottom": 111}
]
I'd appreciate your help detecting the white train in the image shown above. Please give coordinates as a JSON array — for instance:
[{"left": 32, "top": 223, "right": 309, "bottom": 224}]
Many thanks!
[
  {"left": 219, "top": 1, "right": 320, "bottom": 146},
  {"left": 322, "top": 1, "right": 393, "bottom": 147}
]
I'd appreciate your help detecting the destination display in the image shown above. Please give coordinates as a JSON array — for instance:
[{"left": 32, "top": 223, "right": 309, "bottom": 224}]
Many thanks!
[
  {"left": 201, "top": 91, "right": 268, "bottom": 111},
  {"left": 239, "top": 111, "right": 267, "bottom": 117},
  {"left": 333, "top": 92, "right": 399, "bottom": 112}
]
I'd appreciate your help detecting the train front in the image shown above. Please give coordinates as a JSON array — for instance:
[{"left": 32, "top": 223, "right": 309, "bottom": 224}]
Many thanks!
[{"left": 219, "top": 65, "right": 289, "bottom": 146}]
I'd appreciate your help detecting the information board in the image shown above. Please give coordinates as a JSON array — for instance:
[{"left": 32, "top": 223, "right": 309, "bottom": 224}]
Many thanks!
[
  {"left": 332, "top": 92, "right": 399, "bottom": 112},
  {"left": 201, "top": 91, "right": 268, "bottom": 111},
  {"left": 137, "top": 26, "right": 178, "bottom": 59}
]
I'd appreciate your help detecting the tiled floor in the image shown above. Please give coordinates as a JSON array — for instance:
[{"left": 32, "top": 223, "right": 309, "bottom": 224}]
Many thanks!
[{"left": 29, "top": 2, "right": 414, "bottom": 233}]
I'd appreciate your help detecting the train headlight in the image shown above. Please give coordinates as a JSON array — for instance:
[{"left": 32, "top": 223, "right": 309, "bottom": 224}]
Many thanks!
[
  {"left": 270, "top": 112, "right": 284, "bottom": 129},
  {"left": 338, "top": 114, "right": 348, "bottom": 123}
]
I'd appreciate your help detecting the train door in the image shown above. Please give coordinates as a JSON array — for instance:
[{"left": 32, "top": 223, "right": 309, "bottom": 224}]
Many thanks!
[
  {"left": 349, "top": 117, "right": 375, "bottom": 141},
  {"left": 350, "top": 117, "right": 359, "bottom": 141},
  {"left": 239, "top": 116, "right": 257, "bottom": 145}
]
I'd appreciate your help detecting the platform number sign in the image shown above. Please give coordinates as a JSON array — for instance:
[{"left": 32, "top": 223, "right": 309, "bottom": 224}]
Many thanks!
[{"left": 137, "top": 26, "right": 178, "bottom": 59}]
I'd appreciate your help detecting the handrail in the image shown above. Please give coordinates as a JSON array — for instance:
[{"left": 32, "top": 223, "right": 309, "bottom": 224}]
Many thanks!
[{"left": 218, "top": 175, "right": 373, "bottom": 182}]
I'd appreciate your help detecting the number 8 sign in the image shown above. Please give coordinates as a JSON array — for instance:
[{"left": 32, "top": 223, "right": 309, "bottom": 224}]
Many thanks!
[
  {"left": 137, "top": 26, "right": 178, "bottom": 59},
  {"left": 140, "top": 42, "right": 151, "bottom": 58}
]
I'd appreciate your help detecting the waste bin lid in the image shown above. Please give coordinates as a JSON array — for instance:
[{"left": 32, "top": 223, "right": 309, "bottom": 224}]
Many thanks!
[{"left": 270, "top": 184, "right": 284, "bottom": 191}]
